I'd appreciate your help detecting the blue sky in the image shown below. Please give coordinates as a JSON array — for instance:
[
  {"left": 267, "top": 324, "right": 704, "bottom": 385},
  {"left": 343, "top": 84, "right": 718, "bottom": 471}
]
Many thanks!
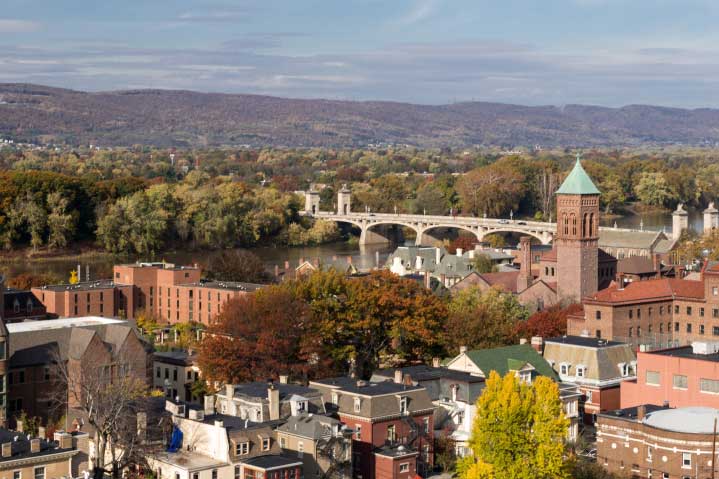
[{"left": 2, "top": 0, "right": 719, "bottom": 107}]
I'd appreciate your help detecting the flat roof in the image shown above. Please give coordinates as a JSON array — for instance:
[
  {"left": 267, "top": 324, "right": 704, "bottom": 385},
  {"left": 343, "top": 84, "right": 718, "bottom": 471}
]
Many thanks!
[
  {"left": 181, "top": 281, "right": 264, "bottom": 292},
  {"left": 7, "top": 317, "right": 126, "bottom": 333},
  {"left": 242, "top": 455, "right": 303, "bottom": 470},
  {"left": 650, "top": 346, "right": 719, "bottom": 363},
  {"left": 312, "top": 377, "right": 424, "bottom": 396},
  {"left": 545, "top": 336, "right": 626, "bottom": 348},
  {"left": 35, "top": 279, "right": 118, "bottom": 292},
  {"left": 153, "top": 450, "right": 228, "bottom": 471}
]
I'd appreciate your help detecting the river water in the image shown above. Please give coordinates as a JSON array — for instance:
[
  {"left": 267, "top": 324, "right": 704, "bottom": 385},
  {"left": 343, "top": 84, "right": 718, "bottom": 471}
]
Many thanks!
[{"left": 0, "top": 209, "right": 706, "bottom": 282}]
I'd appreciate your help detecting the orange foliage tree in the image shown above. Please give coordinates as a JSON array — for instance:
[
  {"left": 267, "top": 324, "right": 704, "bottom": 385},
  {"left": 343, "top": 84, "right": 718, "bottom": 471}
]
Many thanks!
[{"left": 515, "top": 303, "right": 583, "bottom": 340}]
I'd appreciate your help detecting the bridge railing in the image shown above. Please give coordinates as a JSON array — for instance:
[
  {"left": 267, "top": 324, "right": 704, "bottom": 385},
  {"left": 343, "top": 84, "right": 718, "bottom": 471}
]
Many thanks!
[{"left": 312, "top": 211, "right": 556, "bottom": 229}]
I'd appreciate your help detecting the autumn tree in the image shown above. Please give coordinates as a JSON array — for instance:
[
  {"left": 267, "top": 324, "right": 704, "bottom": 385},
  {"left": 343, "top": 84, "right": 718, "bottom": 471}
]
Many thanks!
[
  {"left": 204, "top": 249, "right": 272, "bottom": 284},
  {"left": 198, "top": 286, "right": 325, "bottom": 383},
  {"left": 471, "top": 253, "right": 495, "bottom": 274},
  {"left": 457, "top": 164, "right": 525, "bottom": 217},
  {"left": 459, "top": 372, "right": 570, "bottom": 479},
  {"left": 46, "top": 191, "right": 76, "bottom": 249},
  {"left": 515, "top": 303, "right": 583, "bottom": 339},
  {"left": 634, "top": 172, "right": 673, "bottom": 208},
  {"left": 6, "top": 272, "right": 62, "bottom": 290},
  {"left": 445, "top": 286, "right": 528, "bottom": 352}
]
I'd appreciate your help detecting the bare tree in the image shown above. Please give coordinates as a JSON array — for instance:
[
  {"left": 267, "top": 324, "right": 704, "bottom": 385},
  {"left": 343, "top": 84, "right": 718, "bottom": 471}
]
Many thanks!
[
  {"left": 537, "top": 164, "right": 559, "bottom": 221},
  {"left": 52, "top": 349, "right": 156, "bottom": 479}
]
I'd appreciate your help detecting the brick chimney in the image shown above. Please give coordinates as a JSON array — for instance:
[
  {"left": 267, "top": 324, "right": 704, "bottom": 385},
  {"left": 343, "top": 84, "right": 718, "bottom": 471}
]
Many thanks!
[
  {"left": 394, "top": 369, "right": 403, "bottom": 384},
  {"left": 530, "top": 336, "right": 544, "bottom": 353},
  {"left": 637, "top": 405, "right": 646, "bottom": 420},
  {"left": 30, "top": 439, "right": 40, "bottom": 453},
  {"left": 424, "top": 271, "right": 431, "bottom": 289},
  {"left": 652, "top": 254, "right": 661, "bottom": 278},
  {"left": 279, "top": 375, "right": 289, "bottom": 384},
  {"left": 432, "top": 357, "right": 441, "bottom": 368},
  {"left": 517, "top": 236, "right": 532, "bottom": 292},
  {"left": 1, "top": 442, "right": 11, "bottom": 457},
  {"left": 459, "top": 345, "right": 467, "bottom": 354}
]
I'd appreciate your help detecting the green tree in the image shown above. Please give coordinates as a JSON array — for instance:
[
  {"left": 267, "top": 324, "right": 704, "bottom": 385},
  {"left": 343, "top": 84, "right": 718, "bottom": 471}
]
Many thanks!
[
  {"left": 471, "top": 253, "right": 495, "bottom": 273},
  {"left": 457, "top": 163, "right": 525, "bottom": 217},
  {"left": 459, "top": 372, "right": 570, "bottom": 479},
  {"left": 634, "top": 172, "right": 672, "bottom": 208},
  {"left": 47, "top": 191, "right": 76, "bottom": 249}
]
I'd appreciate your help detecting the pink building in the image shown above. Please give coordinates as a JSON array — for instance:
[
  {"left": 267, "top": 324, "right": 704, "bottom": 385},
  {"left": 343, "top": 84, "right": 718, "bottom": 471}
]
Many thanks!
[{"left": 621, "top": 341, "right": 719, "bottom": 409}]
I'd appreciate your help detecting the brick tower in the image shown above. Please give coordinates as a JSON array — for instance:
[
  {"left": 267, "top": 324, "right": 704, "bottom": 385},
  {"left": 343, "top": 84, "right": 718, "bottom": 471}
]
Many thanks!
[{"left": 555, "top": 155, "right": 600, "bottom": 302}]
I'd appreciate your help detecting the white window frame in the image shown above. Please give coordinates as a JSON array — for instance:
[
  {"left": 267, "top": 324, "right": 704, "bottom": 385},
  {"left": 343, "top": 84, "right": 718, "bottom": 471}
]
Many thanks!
[
  {"left": 399, "top": 463, "right": 409, "bottom": 473},
  {"left": 399, "top": 396, "right": 408, "bottom": 414},
  {"left": 236, "top": 442, "right": 249, "bottom": 455},
  {"left": 576, "top": 365, "right": 586, "bottom": 378},
  {"left": 262, "top": 438, "right": 271, "bottom": 451},
  {"left": 354, "top": 397, "right": 361, "bottom": 413},
  {"left": 33, "top": 467, "right": 45, "bottom": 479},
  {"left": 682, "top": 452, "right": 691, "bottom": 469},
  {"left": 559, "top": 363, "right": 570, "bottom": 375}
]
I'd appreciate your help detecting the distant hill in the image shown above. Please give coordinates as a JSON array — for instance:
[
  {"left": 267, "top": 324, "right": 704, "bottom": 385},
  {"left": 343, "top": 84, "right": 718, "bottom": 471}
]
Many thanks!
[{"left": 2, "top": 83, "right": 719, "bottom": 148}]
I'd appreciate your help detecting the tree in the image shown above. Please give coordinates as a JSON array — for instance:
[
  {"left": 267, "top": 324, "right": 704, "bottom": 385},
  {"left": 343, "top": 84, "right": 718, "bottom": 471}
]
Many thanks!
[
  {"left": 457, "top": 164, "right": 525, "bottom": 217},
  {"left": 413, "top": 182, "right": 448, "bottom": 215},
  {"left": 446, "top": 236, "right": 478, "bottom": 255},
  {"left": 6, "top": 272, "right": 62, "bottom": 289},
  {"left": 198, "top": 286, "right": 322, "bottom": 383},
  {"left": 445, "top": 286, "right": 528, "bottom": 351},
  {"left": 515, "top": 303, "right": 583, "bottom": 339},
  {"left": 204, "top": 249, "right": 272, "bottom": 284},
  {"left": 471, "top": 253, "right": 495, "bottom": 274},
  {"left": 459, "top": 372, "right": 570, "bottom": 479},
  {"left": 634, "top": 172, "right": 673, "bottom": 208},
  {"left": 46, "top": 191, "right": 76, "bottom": 249}
]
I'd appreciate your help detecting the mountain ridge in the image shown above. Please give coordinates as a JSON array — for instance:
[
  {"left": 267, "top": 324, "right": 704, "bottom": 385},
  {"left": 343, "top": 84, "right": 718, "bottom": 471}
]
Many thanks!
[{"left": 1, "top": 83, "right": 718, "bottom": 148}]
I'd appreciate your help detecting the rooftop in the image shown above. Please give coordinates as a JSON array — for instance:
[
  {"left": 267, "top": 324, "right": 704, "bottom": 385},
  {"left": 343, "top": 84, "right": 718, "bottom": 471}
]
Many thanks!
[
  {"left": 555, "top": 157, "right": 600, "bottom": 196},
  {"left": 34, "top": 279, "right": 118, "bottom": 292},
  {"left": 586, "top": 278, "right": 704, "bottom": 304},
  {"left": 153, "top": 449, "right": 228, "bottom": 470},
  {"left": 374, "top": 444, "right": 419, "bottom": 458},
  {"left": 6, "top": 316, "right": 126, "bottom": 333},
  {"left": 372, "top": 365, "right": 485, "bottom": 384},
  {"left": 242, "top": 455, "right": 303, "bottom": 470},
  {"left": 644, "top": 407, "right": 719, "bottom": 434},
  {"left": 649, "top": 345, "right": 719, "bottom": 363},
  {"left": 154, "top": 350, "right": 198, "bottom": 366},
  {"left": 311, "top": 377, "right": 424, "bottom": 396},
  {"left": 222, "top": 382, "right": 321, "bottom": 401},
  {"left": 545, "top": 336, "right": 626, "bottom": 348},
  {"left": 182, "top": 280, "right": 264, "bottom": 292}
]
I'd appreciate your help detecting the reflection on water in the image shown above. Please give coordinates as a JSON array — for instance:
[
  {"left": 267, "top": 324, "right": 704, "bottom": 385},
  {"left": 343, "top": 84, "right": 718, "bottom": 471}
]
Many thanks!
[{"left": 0, "top": 209, "right": 707, "bottom": 281}]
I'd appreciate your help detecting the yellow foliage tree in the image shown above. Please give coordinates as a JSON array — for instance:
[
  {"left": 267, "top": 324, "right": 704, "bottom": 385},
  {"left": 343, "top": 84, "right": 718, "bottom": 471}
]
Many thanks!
[{"left": 459, "top": 371, "right": 570, "bottom": 479}]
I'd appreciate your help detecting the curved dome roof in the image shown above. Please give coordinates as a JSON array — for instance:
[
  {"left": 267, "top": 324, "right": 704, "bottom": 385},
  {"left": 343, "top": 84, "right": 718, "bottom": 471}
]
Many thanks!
[{"left": 643, "top": 407, "right": 719, "bottom": 434}]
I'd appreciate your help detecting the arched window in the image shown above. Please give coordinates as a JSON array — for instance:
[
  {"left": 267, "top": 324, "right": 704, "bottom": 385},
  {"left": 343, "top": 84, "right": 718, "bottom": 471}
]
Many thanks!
[
  {"left": 563, "top": 214, "right": 569, "bottom": 235},
  {"left": 582, "top": 213, "right": 588, "bottom": 238},
  {"left": 571, "top": 214, "right": 577, "bottom": 236},
  {"left": 589, "top": 213, "right": 595, "bottom": 237}
]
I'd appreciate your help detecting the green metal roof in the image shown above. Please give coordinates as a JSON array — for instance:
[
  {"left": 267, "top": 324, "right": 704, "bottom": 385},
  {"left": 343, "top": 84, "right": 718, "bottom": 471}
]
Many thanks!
[
  {"left": 464, "top": 344, "right": 559, "bottom": 380},
  {"left": 556, "top": 156, "right": 600, "bottom": 195}
]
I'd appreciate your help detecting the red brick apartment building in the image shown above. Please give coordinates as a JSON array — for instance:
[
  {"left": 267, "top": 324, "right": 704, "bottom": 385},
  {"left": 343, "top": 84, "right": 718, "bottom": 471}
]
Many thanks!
[
  {"left": 309, "top": 377, "right": 435, "bottom": 479},
  {"left": 33, "top": 262, "right": 264, "bottom": 324},
  {"left": 568, "top": 259, "right": 719, "bottom": 349},
  {"left": 621, "top": 341, "right": 719, "bottom": 410}
]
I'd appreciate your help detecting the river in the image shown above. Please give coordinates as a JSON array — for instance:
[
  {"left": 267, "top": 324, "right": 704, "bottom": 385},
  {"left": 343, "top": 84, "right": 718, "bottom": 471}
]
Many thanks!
[{"left": 0, "top": 209, "right": 706, "bottom": 283}]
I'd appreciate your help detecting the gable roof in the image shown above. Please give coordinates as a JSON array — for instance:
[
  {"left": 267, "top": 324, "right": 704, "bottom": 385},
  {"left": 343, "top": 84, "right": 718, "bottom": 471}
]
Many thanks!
[
  {"left": 477, "top": 271, "right": 520, "bottom": 293},
  {"left": 556, "top": 158, "right": 600, "bottom": 195},
  {"left": 586, "top": 278, "right": 704, "bottom": 304},
  {"left": 463, "top": 344, "right": 558, "bottom": 380}
]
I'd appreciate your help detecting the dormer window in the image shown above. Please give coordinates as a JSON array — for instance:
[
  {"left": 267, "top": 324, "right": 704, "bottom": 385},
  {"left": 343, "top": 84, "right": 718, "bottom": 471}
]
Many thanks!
[
  {"left": 576, "top": 365, "right": 586, "bottom": 378},
  {"left": 399, "top": 397, "right": 408, "bottom": 414},
  {"left": 26, "top": 300, "right": 33, "bottom": 313},
  {"left": 353, "top": 397, "right": 361, "bottom": 413},
  {"left": 262, "top": 438, "right": 270, "bottom": 451},
  {"left": 560, "top": 363, "right": 570, "bottom": 376},
  {"left": 236, "top": 442, "right": 249, "bottom": 455},
  {"left": 518, "top": 370, "right": 532, "bottom": 384},
  {"left": 618, "top": 362, "right": 629, "bottom": 377}
]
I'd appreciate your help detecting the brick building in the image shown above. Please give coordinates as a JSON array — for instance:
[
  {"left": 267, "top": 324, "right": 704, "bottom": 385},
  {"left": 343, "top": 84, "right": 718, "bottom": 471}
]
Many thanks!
[
  {"left": 309, "top": 377, "right": 435, "bottom": 479},
  {"left": 2, "top": 289, "right": 46, "bottom": 322},
  {"left": 596, "top": 405, "right": 719, "bottom": 479},
  {"left": 33, "top": 262, "right": 264, "bottom": 324},
  {"left": 621, "top": 341, "right": 719, "bottom": 410},
  {"left": 0, "top": 425, "right": 88, "bottom": 479}
]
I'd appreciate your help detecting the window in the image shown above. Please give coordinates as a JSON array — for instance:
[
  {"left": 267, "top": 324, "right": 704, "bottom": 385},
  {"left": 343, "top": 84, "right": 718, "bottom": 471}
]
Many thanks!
[
  {"left": 211, "top": 470, "right": 217, "bottom": 479},
  {"left": 576, "top": 366, "right": 586, "bottom": 378},
  {"left": 586, "top": 390, "right": 593, "bottom": 404},
  {"left": 629, "top": 310, "right": 633, "bottom": 319},
  {"left": 280, "top": 436, "right": 286, "bottom": 448},
  {"left": 637, "top": 308, "right": 641, "bottom": 319},
  {"left": 236, "top": 442, "right": 249, "bottom": 455},
  {"left": 660, "top": 305, "right": 664, "bottom": 315},
  {"left": 596, "top": 329, "right": 601, "bottom": 339},
  {"left": 560, "top": 364, "right": 569, "bottom": 375},
  {"left": 714, "top": 308, "right": 719, "bottom": 318},
  {"left": 675, "top": 322, "right": 679, "bottom": 332},
  {"left": 387, "top": 425, "right": 396, "bottom": 442},
  {"left": 675, "top": 305, "right": 680, "bottom": 314},
  {"left": 33, "top": 468, "right": 45, "bottom": 479},
  {"left": 660, "top": 323, "right": 664, "bottom": 333},
  {"left": 399, "top": 464, "right": 409, "bottom": 473},
  {"left": 701, "top": 307, "right": 705, "bottom": 317},
  {"left": 262, "top": 438, "right": 270, "bottom": 451},
  {"left": 646, "top": 370, "right": 660, "bottom": 386},
  {"left": 298, "top": 441, "right": 304, "bottom": 458},
  {"left": 701, "top": 324, "right": 706, "bottom": 335},
  {"left": 234, "top": 468, "right": 239, "bottom": 479},
  {"left": 18, "top": 371, "right": 24, "bottom": 384},
  {"left": 628, "top": 327, "right": 633, "bottom": 338},
  {"left": 173, "top": 369, "right": 178, "bottom": 381},
  {"left": 619, "top": 363, "right": 630, "bottom": 377},
  {"left": 354, "top": 397, "right": 361, "bottom": 413},
  {"left": 595, "top": 310, "right": 601, "bottom": 320},
  {"left": 700, "top": 378, "right": 719, "bottom": 394},
  {"left": 355, "top": 425, "right": 361, "bottom": 440},
  {"left": 673, "top": 374, "right": 688, "bottom": 389},
  {"left": 714, "top": 286, "right": 718, "bottom": 296},
  {"left": 156, "top": 367, "right": 161, "bottom": 378},
  {"left": 44, "top": 367, "right": 50, "bottom": 381},
  {"left": 13, "top": 472, "right": 20, "bottom": 479},
  {"left": 687, "top": 322, "right": 694, "bottom": 333},
  {"left": 175, "top": 473, "right": 180, "bottom": 479},
  {"left": 637, "top": 326, "right": 641, "bottom": 337},
  {"left": 399, "top": 397, "right": 408, "bottom": 414},
  {"left": 423, "top": 417, "right": 430, "bottom": 434},
  {"left": 331, "top": 392, "right": 338, "bottom": 405},
  {"left": 687, "top": 306, "right": 692, "bottom": 315},
  {"left": 682, "top": 452, "right": 691, "bottom": 468},
  {"left": 647, "top": 446, "right": 652, "bottom": 462},
  {"left": 715, "top": 326, "right": 719, "bottom": 336}
]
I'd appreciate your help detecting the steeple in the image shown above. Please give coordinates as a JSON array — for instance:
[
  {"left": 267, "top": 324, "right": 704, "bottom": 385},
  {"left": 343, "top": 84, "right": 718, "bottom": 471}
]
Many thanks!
[{"left": 556, "top": 154, "right": 600, "bottom": 196}]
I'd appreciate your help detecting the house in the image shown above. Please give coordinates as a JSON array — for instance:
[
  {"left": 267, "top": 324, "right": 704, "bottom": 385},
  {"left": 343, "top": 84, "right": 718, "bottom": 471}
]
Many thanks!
[
  {"left": 0, "top": 425, "right": 89, "bottom": 479},
  {"left": 32, "top": 262, "right": 264, "bottom": 324},
  {"left": 309, "top": 377, "right": 436, "bottom": 479},
  {"left": 2, "top": 289, "right": 46, "bottom": 322},
  {"left": 621, "top": 341, "right": 719, "bottom": 410},
  {"left": 370, "top": 365, "right": 485, "bottom": 457},
  {"left": 540, "top": 336, "right": 637, "bottom": 423},
  {"left": 276, "top": 414, "right": 353, "bottom": 479},
  {"left": 153, "top": 350, "right": 201, "bottom": 404},
  {"left": 213, "top": 380, "right": 326, "bottom": 422},
  {"left": 616, "top": 255, "right": 672, "bottom": 284},
  {"left": 596, "top": 405, "right": 719, "bottom": 479},
  {"left": 4, "top": 317, "right": 150, "bottom": 427},
  {"left": 446, "top": 344, "right": 581, "bottom": 441}
]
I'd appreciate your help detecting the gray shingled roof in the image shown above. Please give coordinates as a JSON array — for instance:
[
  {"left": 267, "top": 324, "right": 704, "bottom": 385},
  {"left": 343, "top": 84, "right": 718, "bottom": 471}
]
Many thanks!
[
  {"left": 276, "top": 413, "right": 343, "bottom": 440},
  {"left": 599, "top": 229, "right": 665, "bottom": 249}
]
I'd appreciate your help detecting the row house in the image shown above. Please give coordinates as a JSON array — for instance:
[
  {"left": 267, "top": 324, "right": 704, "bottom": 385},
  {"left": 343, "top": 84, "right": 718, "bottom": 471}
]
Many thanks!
[
  {"left": 370, "top": 364, "right": 485, "bottom": 457},
  {"left": 2, "top": 289, "right": 46, "bottom": 322},
  {"left": 621, "top": 341, "right": 719, "bottom": 410},
  {"left": 153, "top": 350, "right": 202, "bottom": 404},
  {"left": 32, "top": 262, "right": 264, "bottom": 324},
  {"left": 309, "top": 377, "right": 436, "bottom": 479},
  {"left": 597, "top": 405, "right": 719, "bottom": 479},
  {"left": 540, "top": 336, "right": 637, "bottom": 424},
  {"left": 0, "top": 425, "right": 88, "bottom": 479}
]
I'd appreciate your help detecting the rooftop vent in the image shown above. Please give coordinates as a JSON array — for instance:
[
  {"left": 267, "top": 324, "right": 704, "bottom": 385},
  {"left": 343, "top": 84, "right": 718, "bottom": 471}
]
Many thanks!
[{"left": 691, "top": 341, "right": 719, "bottom": 355}]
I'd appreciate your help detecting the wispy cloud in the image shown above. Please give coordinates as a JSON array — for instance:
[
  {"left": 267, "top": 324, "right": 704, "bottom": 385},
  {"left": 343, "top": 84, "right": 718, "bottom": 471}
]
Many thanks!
[
  {"left": 178, "top": 8, "right": 248, "bottom": 23},
  {"left": 0, "top": 19, "right": 41, "bottom": 33},
  {"left": 396, "top": 0, "right": 439, "bottom": 26}
]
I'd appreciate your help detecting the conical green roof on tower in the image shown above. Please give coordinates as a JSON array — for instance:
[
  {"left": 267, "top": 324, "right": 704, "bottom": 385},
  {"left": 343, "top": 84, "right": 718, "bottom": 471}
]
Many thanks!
[{"left": 556, "top": 155, "right": 600, "bottom": 195}]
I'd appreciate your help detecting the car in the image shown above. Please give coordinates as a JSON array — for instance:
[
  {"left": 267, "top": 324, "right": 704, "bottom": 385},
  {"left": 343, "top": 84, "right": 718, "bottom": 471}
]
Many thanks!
[
  {"left": 498, "top": 219, "right": 510, "bottom": 224},
  {"left": 517, "top": 221, "right": 527, "bottom": 225}
]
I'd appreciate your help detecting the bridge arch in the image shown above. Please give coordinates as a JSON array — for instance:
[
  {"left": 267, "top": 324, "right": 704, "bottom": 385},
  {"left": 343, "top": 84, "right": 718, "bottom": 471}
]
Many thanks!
[
  {"left": 416, "top": 224, "right": 482, "bottom": 246},
  {"left": 481, "top": 228, "right": 552, "bottom": 245},
  {"left": 361, "top": 221, "right": 421, "bottom": 246}
]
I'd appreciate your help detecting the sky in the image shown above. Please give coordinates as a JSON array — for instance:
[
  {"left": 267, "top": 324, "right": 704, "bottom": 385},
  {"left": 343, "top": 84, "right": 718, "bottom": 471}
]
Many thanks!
[{"left": 1, "top": 0, "right": 719, "bottom": 107}]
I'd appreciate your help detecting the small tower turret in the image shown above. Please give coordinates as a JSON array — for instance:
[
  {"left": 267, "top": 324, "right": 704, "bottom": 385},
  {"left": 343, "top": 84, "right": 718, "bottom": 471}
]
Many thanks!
[
  {"left": 672, "top": 203, "right": 689, "bottom": 240},
  {"left": 704, "top": 202, "right": 718, "bottom": 235},
  {"left": 337, "top": 184, "right": 351, "bottom": 215}
]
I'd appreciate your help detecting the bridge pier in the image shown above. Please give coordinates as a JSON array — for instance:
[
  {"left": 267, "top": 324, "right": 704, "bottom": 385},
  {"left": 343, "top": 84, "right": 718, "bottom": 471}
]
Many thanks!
[{"left": 360, "top": 225, "right": 404, "bottom": 246}]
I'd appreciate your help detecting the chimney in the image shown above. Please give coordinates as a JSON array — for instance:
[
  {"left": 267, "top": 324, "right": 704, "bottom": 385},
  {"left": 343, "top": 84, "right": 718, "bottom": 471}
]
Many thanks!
[
  {"left": 517, "top": 236, "right": 532, "bottom": 292},
  {"left": 653, "top": 254, "right": 661, "bottom": 277},
  {"left": 435, "top": 248, "right": 441, "bottom": 265},
  {"left": 16, "top": 420, "right": 23, "bottom": 433},
  {"left": 203, "top": 395, "right": 215, "bottom": 415},
  {"left": 30, "top": 439, "right": 40, "bottom": 454},
  {"left": 77, "top": 264, "right": 81, "bottom": 282},
  {"left": 637, "top": 405, "right": 646, "bottom": 421},
  {"left": 225, "top": 384, "right": 234, "bottom": 397},
  {"left": 279, "top": 375, "right": 289, "bottom": 384},
  {"left": 456, "top": 248, "right": 463, "bottom": 257},
  {"left": 432, "top": 357, "right": 441, "bottom": 368},
  {"left": 214, "top": 420, "right": 224, "bottom": 428},
  {"left": 394, "top": 370, "right": 403, "bottom": 384},
  {"left": 37, "top": 427, "right": 46, "bottom": 439},
  {"left": 618, "top": 274, "right": 626, "bottom": 290},
  {"left": 459, "top": 345, "right": 467, "bottom": 354},
  {"left": 1, "top": 443, "right": 11, "bottom": 457},
  {"left": 268, "top": 384, "right": 280, "bottom": 421},
  {"left": 519, "top": 338, "right": 528, "bottom": 345},
  {"left": 424, "top": 271, "right": 430, "bottom": 289},
  {"left": 530, "top": 336, "right": 544, "bottom": 353}
]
